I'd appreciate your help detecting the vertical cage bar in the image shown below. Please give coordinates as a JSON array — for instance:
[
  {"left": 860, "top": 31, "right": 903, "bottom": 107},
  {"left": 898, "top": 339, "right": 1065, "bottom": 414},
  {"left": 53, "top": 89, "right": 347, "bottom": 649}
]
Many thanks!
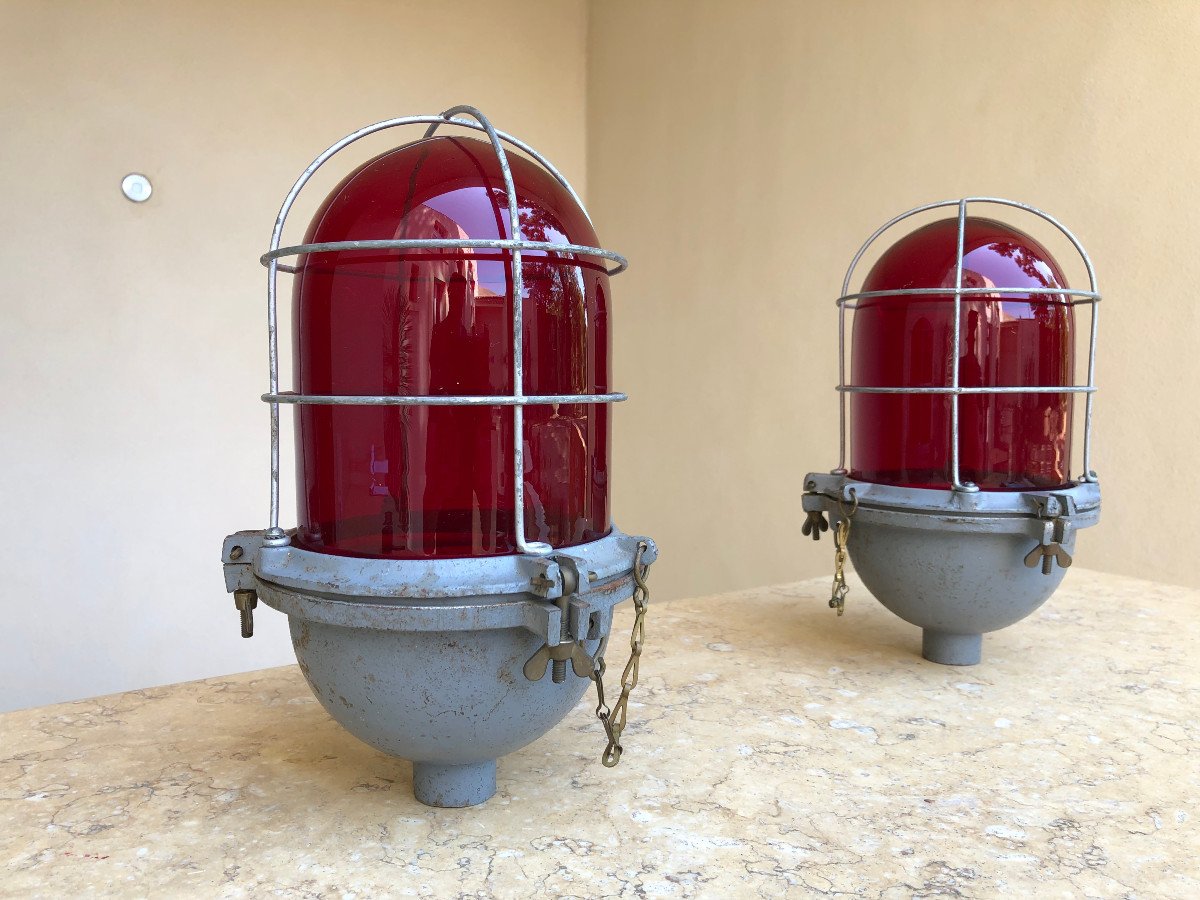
[
  {"left": 950, "top": 199, "right": 973, "bottom": 492},
  {"left": 836, "top": 296, "right": 848, "bottom": 473},
  {"left": 489, "top": 129, "right": 532, "bottom": 553},
  {"left": 1081, "top": 296, "right": 1100, "bottom": 479},
  {"left": 510, "top": 242, "right": 529, "bottom": 549},
  {"left": 267, "top": 258, "right": 284, "bottom": 538},
  {"left": 429, "top": 106, "right": 546, "bottom": 555}
]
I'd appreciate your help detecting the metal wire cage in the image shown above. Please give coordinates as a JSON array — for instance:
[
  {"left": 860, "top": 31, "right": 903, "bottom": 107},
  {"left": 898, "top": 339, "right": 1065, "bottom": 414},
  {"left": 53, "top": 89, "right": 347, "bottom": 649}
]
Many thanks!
[
  {"left": 256, "top": 105, "right": 628, "bottom": 555},
  {"left": 833, "top": 198, "right": 1101, "bottom": 493}
]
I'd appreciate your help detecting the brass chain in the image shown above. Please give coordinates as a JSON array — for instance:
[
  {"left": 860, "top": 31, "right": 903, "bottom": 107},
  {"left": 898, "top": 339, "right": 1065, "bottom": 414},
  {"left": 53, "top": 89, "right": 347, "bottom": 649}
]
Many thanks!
[
  {"left": 592, "top": 540, "right": 650, "bottom": 767},
  {"left": 829, "top": 490, "right": 857, "bottom": 616}
]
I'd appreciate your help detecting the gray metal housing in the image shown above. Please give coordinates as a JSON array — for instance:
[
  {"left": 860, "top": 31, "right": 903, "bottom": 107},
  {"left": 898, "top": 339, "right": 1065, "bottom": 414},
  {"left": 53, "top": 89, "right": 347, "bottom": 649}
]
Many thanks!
[
  {"left": 221, "top": 527, "right": 656, "bottom": 807},
  {"left": 803, "top": 474, "right": 1100, "bottom": 665}
]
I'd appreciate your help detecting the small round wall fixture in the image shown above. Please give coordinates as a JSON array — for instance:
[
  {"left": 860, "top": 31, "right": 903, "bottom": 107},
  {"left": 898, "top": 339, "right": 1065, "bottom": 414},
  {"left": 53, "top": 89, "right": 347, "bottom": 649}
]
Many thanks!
[
  {"left": 802, "top": 198, "right": 1101, "bottom": 666},
  {"left": 120, "top": 173, "right": 152, "bottom": 202},
  {"left": 220, "top": 106, "right": 657, "bottom": 807}
]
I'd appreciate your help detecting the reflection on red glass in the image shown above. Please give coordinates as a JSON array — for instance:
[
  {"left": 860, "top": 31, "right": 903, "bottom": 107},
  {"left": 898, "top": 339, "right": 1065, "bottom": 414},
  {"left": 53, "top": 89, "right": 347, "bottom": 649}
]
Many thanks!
[
  {"left": 850, "top": 217, "right": 1074, "bottom": 490},
  {"left": 292, "top": 136, "right": 610, "bottom": 558}
]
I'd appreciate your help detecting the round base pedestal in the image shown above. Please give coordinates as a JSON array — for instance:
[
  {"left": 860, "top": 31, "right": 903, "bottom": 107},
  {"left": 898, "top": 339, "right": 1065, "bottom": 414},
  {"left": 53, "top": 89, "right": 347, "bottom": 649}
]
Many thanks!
[
  {"left": 412, "top": 760, "right": 497, "bottom": 808},
  {"left": 922, "top": 630, "right": 983, "bottom": 666}
]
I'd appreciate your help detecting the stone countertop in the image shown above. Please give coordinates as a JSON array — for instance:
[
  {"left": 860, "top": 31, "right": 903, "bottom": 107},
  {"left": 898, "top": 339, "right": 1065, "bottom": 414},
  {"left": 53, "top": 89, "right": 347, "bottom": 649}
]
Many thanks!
[{"left": 2, "top": 569, "right": 1197, "bottom": 898}]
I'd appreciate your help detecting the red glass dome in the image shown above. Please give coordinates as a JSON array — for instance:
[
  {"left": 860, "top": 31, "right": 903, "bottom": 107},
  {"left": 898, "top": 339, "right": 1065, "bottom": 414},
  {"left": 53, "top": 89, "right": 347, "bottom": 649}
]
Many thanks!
[
  {"left": 292, "top": 135, "right": 610, "bottom": 558},
  {"left": 850, "top": 217, "right": 1075, "bottom": 490}
]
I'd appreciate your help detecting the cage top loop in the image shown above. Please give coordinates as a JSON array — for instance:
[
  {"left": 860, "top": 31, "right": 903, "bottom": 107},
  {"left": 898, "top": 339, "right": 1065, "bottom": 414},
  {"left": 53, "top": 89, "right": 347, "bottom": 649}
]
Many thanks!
[
  {"left": 261, "top": 107, "right": 626, "bottom": 276},
  {"left": 838, "top": 197, "right": 1099, "bottom": 299},
  {"left": 267, "top": 108, "right": 600, "bottom": 257}
]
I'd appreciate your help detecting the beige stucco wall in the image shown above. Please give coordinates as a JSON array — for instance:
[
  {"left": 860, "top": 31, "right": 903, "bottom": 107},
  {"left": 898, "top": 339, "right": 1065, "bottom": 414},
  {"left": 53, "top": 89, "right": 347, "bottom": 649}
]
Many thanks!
[
  {"left": 589, "top": 1, "right": 1200, "bottom": 602},
  {"left": 4, "top": 0, "right": 1196, "bottom": 710},
  {"left": 0, "top": 0, "right": 587, "bottom": 711}
]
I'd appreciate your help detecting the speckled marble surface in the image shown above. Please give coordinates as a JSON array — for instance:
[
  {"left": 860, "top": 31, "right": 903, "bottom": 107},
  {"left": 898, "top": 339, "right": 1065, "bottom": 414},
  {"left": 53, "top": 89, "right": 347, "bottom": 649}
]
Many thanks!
[{"left": 2, "top": 569, "right": 1198, "bottom": 898}]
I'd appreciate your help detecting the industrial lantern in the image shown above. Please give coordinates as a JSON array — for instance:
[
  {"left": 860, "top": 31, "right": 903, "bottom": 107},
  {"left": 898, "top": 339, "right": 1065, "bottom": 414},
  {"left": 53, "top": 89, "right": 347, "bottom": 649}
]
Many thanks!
[
  {"left": 803, "top": 198, "right": 1101, "bottom": 666},
  {"left": 221, "top": 106, "right": 657, "bottom": 807}
]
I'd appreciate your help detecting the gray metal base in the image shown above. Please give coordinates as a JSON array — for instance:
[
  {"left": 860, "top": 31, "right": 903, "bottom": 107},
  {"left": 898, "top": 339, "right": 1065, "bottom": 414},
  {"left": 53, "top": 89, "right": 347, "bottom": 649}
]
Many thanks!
[
  {"left": 413, "top": 759, "right": 497, "bottom": 807},
  {"left": 922, "top": 630, "right": 983, "bottom": 666},
  {"left": 220, "top": 526, "right": 655, "bottom": 809},
  {"left": 802, "top": 474, "right": 1100, "bottom": 666},
  {"left": 286, "top": 615, "right": 599, "bottom": 805}
]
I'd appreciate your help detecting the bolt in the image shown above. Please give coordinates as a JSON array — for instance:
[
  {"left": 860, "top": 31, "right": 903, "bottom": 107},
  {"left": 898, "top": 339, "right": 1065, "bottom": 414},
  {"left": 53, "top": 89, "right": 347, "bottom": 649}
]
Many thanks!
[
  {"left": 234, "top": 590, "right": 257, "bottom": 638},
  {"left": 229, "top": 545, "right": 244, "bottom": 561},
  {"left": 552, "top": 659, "right": 567, "bottom": 683}
]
